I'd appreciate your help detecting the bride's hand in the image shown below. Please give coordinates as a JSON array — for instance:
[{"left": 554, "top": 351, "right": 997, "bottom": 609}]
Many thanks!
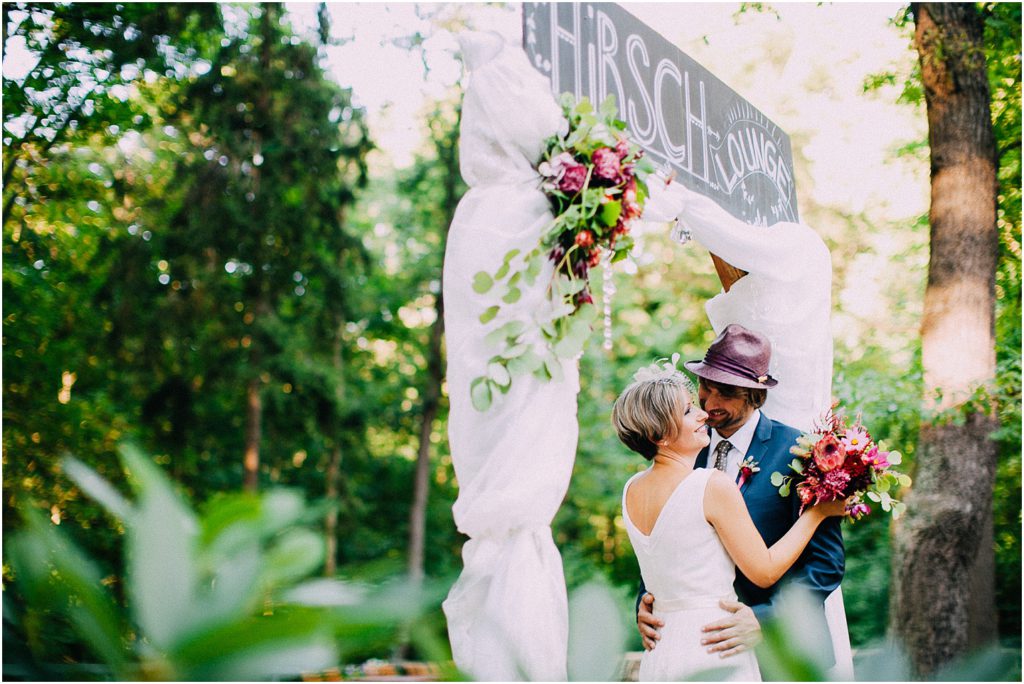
[{"left": 812, "top": 497, "right": 852, "bottom": 518}]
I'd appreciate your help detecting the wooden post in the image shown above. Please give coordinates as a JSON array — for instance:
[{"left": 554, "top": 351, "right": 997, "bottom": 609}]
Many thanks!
[{"left": 710, "top": 254, "right": 747, "bottom": 293}]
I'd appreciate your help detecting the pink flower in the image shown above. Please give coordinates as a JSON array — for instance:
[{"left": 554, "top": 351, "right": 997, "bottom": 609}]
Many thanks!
[
  {"left": 559, "top": 162, "right": 588, "bottom": 193},
  {"left": 841, "top": 426, "right": 870, "bottom": 454},
  {"left": 538, "top": 151, "right": 575, "bottom": 181},
  {"left": 823, "top": 468, "right": 851, "bottom": 495},
  {"left": 592, "top": 147, "right": 621, "bottom": 182},
  {"left": 861, "top": 445, "right": 890, "bottom": 470},
  {"left": 615, "top": 139, "right": 630, "bottom": 159},
  {"left": 848, "top": 502, "right": 871, "bottom": 520},
  {"left": 812, "top": 433, "right": 846, "bottom": 472}
]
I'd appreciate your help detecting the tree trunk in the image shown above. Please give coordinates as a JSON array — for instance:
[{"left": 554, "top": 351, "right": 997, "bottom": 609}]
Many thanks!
[
  {"left": 407, "top": 116, "right": 459, "bottom": 586},
  {"left": 243, "top": 377, "right": 262, "bottom": 491},
  {"left": 891, "top": 4, "right": 1000, "bottom": 678},
  {"left": 325, "top": 310, "right": 347, "bottom": 576},
  {"left": 408, "top": 295, "right": 445, "bottom": 586},
  {"left": 324, "top": 444, "right": 341, "bottom": 575}
]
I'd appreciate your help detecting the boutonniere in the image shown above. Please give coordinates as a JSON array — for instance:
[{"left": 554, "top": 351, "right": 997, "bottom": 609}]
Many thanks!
[{"left": 738, "top": 456, "right": 760, "bottom": 488}]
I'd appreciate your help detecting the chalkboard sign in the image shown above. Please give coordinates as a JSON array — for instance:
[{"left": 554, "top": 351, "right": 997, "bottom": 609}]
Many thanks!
[{"left": 523, "top": 2, "right": 799, "bottom": 226}]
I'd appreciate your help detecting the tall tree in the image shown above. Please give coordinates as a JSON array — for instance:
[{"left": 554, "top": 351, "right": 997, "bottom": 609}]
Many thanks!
[
  {"left": 167, "top": 3, "right": 370, "bottom": 492},
  {"left": 891, "top": 3, "right": 1000, "bottom": 677},
  {"left": 406, "top": 104, "right": 461, "bottom": 586}
]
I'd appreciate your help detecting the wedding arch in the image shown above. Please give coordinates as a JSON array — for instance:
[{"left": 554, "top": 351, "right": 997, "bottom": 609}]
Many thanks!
[{"left": 442, "top": 5, "right": 852, "bottom": 679}]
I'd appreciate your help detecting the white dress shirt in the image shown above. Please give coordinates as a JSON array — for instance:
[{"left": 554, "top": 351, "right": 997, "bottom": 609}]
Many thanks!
[{"left": 707, "top": 409, "right": 761, "bottom": 481}]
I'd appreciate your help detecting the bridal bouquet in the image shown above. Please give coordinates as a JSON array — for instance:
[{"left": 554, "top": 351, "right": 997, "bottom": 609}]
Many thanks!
[
  {"left": 470, "top": 95, "right": 655, "bottom": 410},
  {"left": 770, "top": 404, "right": 911, "bottom": 521}
]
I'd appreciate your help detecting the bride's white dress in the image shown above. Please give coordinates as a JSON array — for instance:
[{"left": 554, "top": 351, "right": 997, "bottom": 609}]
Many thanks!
[{"left": 623, "top": 468, "right": 762, "bottom": 682}]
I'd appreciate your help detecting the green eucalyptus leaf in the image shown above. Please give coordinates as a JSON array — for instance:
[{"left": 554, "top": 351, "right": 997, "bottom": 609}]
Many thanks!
[
  {"left": 503, "top": 248, "right": 521, "bottom": 265},
  {"left": 770, "top": 471, "right": 785, "bottom": 486},
  {"left": 557, "top": 276, "right": 587, "bottom": 297},
  {"left": 488, "top": 362, "right": 511, "bottom": 388},
  {"left": 495, "top": 262, "right": 510, "bottom": 280},
  {"left": 479, "top": 305, "right": 500, "bottom": 324},
  {"left": 508, "top": 349, "right": 543, "bottom": 376},
  {"left": 779, "top": 482, "right": 790, "bottom": 497},
  {"left": 867, "top": 491, "right": 882, "bottom": 502},
  {"left": 472, "top": 271, "right": 493, "bottom": 294},
  {"left": 503, "top": 343, "right": 529, "bottom": 359},
  {"left": 524, "top": 256, "right": 543, "bottom": 285},
  {"left": 470, "top": 377, "right": 493, "bottom": 411},
  {"left": 790, "top": 458, "right": 804, "bottom": 474},
  {"left": 554, "top": 329, "right": 586, "bottom": 359},
  {"left": 533, "top": 360, "right": 552, "bottom": 381},
  {"left": 545, "top": 356, "right": 565, "bottom": 383},
  {"left": 502, "top": 287, "right": 522, "bottom": 304},
  {"left": 887, "top": 450, "right": 903, "bottom": 465},
  {"left": 484, "top": 320, "right": 525, "bottom": 347}
]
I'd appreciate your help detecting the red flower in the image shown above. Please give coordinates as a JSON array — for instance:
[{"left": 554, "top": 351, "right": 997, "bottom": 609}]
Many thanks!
[
  {"left": 812, "top": 433, "right": 846, "bottom": 472},
  {"left": 797, "top": 483, "right": 815, "bottom": 506},
  {"left": 615, "top": 139, "right": 630, "bottom": 159},
  {"left": 622, "top": 177, "right": 641, "bottom": 219},
  {"left": 575, "top": 230, "right": 595, "bottom": 248},
  {"left": 587, "top": 248, "right": 602, "bottom": 267},
  {"left": 559, "top": 162, "right": 588, "bottom": 193}
]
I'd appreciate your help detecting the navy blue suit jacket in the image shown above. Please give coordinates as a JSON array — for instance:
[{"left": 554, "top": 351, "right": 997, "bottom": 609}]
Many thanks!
[{"left": 636, "top": 413, "right": 845, "bottom": 628}]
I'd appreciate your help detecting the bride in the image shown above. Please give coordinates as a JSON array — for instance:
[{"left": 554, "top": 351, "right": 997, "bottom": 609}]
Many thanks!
[{"left": 615, "top": 362, "right": 846, "bottom": 681}]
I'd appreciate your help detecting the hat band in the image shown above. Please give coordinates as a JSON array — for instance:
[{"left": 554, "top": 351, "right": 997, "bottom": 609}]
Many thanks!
[{"left": 702, "top": 350, "right": 771, "bottom": 385}]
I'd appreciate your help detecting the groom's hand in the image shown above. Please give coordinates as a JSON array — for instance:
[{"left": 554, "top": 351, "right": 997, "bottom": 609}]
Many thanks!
[
  {"left": 636, "top": 593, "right": 663, "bottom": 651},
  {"left": 701, "top": 599, "right": 762, "bottom": 658}
]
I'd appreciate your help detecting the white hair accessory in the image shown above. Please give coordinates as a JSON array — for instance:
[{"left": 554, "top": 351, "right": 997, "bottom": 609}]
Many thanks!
[{"left": 632, "top": 353, "right": 695, "bottom": 394}]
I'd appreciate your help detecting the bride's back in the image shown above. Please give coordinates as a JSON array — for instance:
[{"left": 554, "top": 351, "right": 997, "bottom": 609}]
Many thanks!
[{"left": 622, "top": 468, "right": 737, "bottom": 606}]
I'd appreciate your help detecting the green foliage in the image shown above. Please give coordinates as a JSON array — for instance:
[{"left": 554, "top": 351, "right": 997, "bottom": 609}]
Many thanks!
[{"left": 4, "top": 445, "right": 438, "bottom": 680}]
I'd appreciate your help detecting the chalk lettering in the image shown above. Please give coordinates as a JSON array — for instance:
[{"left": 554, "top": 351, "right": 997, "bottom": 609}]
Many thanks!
[
  {"left": 596, "top": 10, "right": 624, "bottom": 112},
  {"left": 654, "top": 59, "right": 686, "bottom": 164},
  {"left": 625, "top": 35, "right": 656, "bottom": 146},
  {"left": 523, "top": 2, "right": 799, "bottom": 225}
]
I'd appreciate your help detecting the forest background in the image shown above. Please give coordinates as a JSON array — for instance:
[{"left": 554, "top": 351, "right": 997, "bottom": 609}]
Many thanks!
[{"left": 2, "top": 1, "right": 1020, "bottom": 679}]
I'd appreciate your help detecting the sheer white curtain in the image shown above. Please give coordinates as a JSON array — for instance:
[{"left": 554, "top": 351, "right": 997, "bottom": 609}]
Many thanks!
[
  {"left": 643, "top": 181, "right": 855, "bottom": 679},
  {"left": 441, "top": 32, "right": 578, "bottom": 681}
]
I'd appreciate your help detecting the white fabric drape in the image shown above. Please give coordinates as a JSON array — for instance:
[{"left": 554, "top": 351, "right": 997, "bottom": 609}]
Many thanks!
[
  {"left": 441, "top": 32, "right": 579, "bottom": 681},
  {"left": 642, "top": 181, "right": 855, "bottom": 678}
]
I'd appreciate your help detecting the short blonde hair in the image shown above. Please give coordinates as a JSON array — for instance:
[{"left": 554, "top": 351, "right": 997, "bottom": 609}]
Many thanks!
[{"left": 612, "top": 366, "right": 694, "bottom": 460}]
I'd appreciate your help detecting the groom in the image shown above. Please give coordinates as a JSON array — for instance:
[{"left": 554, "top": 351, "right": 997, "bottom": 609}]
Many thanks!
[{"left": 636, "top": 324, "right": 845, "bottom": 667}]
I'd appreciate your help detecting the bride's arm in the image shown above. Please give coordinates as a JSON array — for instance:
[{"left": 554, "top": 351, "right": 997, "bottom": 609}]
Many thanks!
[{"left": 703, "top": 471, "right": 844, "bottom": 588}]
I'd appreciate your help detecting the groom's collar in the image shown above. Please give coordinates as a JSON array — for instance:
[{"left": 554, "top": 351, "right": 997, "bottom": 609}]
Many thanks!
[{"left": 710, "top": 408, "right": 762, "bottom": 457}]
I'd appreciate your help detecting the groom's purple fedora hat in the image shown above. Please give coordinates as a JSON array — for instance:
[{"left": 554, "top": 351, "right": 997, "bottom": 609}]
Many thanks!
[{"left": 684, "top": 324, "right": 778, "bottom": 390}]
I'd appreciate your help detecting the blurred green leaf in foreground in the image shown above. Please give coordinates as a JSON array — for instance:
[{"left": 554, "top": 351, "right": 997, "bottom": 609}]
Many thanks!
[{"left": 3, "top": 444, "right": 452, "bottom": 681}]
